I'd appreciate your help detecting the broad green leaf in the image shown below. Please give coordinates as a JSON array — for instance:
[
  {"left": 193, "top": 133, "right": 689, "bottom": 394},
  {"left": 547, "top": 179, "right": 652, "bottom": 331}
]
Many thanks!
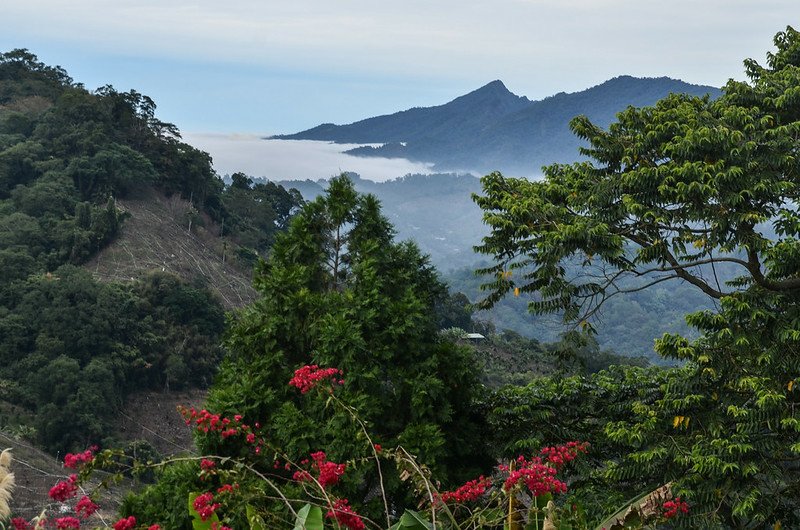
[
  {"left": 398, "top": 509, "right": 434, "bottom": 530},
  {"left": 293, "top": 503, "right": 324, "bottom": 530}
]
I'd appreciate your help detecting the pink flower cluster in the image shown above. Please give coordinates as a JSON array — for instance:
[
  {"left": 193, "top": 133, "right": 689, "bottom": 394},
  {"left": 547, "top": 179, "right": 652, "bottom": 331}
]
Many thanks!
[
  {"left": 75, "top": 495, "right": 99, "bottom": 518},
  {"left": 326, "top": 499, "right": 365, "bottom": 530},
  {"left": 289, "top": 365, "right": 343, "bottom": 394},
  {"left": 10, "top": 518, "right": 31, "bottom": 530},
  {"left": 440, "top": 475, "right": 492, "bottom": 503},
  {"left": 63, "top": 448, "right": 96, "bottom": 469},
  {"left": 193, "top": 492, "right": 221, "bottom": 521},
  {"left": 179, "top": 407, "right": 266, "bottom": 453},
  {"left": 663, "top": 497, "right": 689, "bottom": 519},
  {"left": 292, "top": 451, "right": 346, "bottom": 489},
  {"left": 112, "top": 516, "right": 136, "bottom": 530},
  {"left": 49, "top": 474, "right": 78, "bottom": 502},
  {"left": 501, "top": 456, "right": 567, "bottom": 496},
  {"left": 55, "top": 517, "right": 81, "bottom": 529},
  {"left": 540, "top": 441, "right": 588, "bottom": 469}
]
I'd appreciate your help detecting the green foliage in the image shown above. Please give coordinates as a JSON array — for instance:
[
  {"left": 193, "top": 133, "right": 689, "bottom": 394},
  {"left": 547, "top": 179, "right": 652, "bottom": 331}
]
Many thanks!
[
  {"left": 120, "top": 460, "right": 203, "bottom": 530},
  {"left": 602, "top": 288, "right": 800, "bottom": 527},
  {"left": 468, "top": 328, "right": 649, "bottom": 388},
  {"left": 219, "top": 172, "right": 304, "bottom": 258},
  {"left": 389, "top": 509, "right": 434, "bottom": 530},
  {"left": 202, "top": 176, "right": 491, "bottom": 513},
  {"left": 0, "top": 267, "right": 225, "bottom": 452},
  {"left": 292, "top": 504, "right": 323, "bottom": 530},
  {"left": 473, "top": 26, "right": 800, "bottom": 528},
  {"left": 484, "top": 365, "right": 671, "bottom": 520}
]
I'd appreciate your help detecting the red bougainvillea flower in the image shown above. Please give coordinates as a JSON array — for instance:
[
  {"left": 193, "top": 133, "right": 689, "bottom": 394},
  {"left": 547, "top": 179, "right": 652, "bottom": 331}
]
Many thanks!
[
  {"left": 210, "top": 523, "right": 232, "bottom": 530},
  {"left": 293, "top": 451, "right": 346, "bottom": 489},
  {"left": 54, "top": 517, "right": 81, "bottom": 530},
  {"left": 440, "top": 476, "right": 492, "bottom": 503},
  {"left": 326, "top": 499, "right": 365, "bottom": 530},
  {"left": 64, "top": 449, "right": 95, "bottom": 469},
  {"left": 500, "top": 456, "right": 567, "bottom": 497},
  {"left": 49, "top": 474, "right": 78, "bottom": 502},
  {"left": 112, "top": 516, "right": 136, "bottom": 530},
  {"left": 289, "top": 365, "right": 343, "bottom": 393},
  {"left": 193, "top": 492, "right": 221, "bottom": 521},
  {"left": 11, "top": 518, "right": 32, "bottom": 530},
  {"left": 663, "top": 497, "right": 690, "bottom": 518},
  {"left": 148, "top": 526, "right": 161, "bottom": 530},
  {"left": 216, "top": 483, "right": 239, "bottom": 495},
  {"left": 497, "top": 442, "right": 587, "bottom": 497},
  {"left": 177, "top": 406, "right": 267, "bottom": 454},
  {"left": 200, "top": 459, "right": 216, "bottom": 471},
  {"left": 75, "top": 495, "right": 100, "bottom": 518},
  {"left": 540, "top": 441, "right": 588, "bottom": 469}
]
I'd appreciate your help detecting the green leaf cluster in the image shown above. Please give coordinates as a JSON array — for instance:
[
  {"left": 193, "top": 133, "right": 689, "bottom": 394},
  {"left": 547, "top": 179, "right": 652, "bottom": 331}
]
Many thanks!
[
  {"left": 204, "top": 176, "right": 491, "bottom": 513},
  {"left": 0, "top": 266, "right": 225, "bottom": 452},
  {"left": 473, "top": 26, "right": 800, "bottom": 528}
]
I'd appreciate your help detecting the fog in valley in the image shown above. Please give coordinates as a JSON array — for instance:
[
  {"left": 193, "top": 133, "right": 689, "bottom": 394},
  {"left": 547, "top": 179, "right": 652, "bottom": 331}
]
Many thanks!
[{"left": 184, "top": 133, "right": 436, "bottom": 182}]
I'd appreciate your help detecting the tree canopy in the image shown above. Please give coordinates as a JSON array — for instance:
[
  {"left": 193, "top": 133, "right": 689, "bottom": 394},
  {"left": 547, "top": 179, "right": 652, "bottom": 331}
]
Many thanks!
[
  {"left": 0, "top": 50, "right": 304, "bottom": 455},
  {"left": 195, "top": 176, "right": 490, "bottom": 516},
  {"left": 474, "top": 26, "right": 800, "bottom": 527},
  {"left": 474, "top": 27, "right": 800, "bottom": 325}
]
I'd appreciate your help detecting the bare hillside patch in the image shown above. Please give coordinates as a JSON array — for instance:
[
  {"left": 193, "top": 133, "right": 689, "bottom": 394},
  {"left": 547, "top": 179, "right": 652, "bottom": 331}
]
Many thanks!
[{"left": 85, "top": 188, "right": 256, "bottom": 309}]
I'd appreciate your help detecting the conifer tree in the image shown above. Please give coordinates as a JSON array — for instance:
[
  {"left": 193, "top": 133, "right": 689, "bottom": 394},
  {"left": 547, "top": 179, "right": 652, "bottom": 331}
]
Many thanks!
[{"left": 206, "top": 175, "right": 490, "bottom": 511}]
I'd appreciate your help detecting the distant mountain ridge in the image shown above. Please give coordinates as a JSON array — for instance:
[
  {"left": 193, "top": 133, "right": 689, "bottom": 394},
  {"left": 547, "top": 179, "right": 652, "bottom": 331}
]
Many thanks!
[{"left": 274, "top": 76, "right": 722, "bottom": 176}]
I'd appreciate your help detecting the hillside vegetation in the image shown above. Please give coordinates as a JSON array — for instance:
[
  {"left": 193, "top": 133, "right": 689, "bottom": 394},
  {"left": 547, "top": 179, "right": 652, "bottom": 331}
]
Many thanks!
[
  {"left": 277, "top": 173, "right": 713, "bottom": 360},
  {"left": 5, "top": 27, "right": 800, "bottom": 530},
  {"left": 0, "top": 49, "right": 301, "bottom": 458}
]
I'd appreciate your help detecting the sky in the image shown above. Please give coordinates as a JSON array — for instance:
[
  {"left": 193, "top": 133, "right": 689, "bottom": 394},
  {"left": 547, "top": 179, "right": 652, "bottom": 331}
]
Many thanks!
[{"left": 2, "top": 1, "right": 797, "bottom": 137}]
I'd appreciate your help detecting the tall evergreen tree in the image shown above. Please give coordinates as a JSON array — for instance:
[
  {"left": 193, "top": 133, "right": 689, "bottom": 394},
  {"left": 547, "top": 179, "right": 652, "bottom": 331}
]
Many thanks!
[{"left": 206, "top": 175, "right": 490, "bottom": 510}]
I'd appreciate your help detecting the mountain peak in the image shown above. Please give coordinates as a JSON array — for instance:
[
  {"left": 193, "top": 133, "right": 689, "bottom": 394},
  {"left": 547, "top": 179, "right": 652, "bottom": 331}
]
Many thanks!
[
  {"left": 446, "top": 79, "right": 529, "bottom": 112},
  {"left": 479, "top": 79, "right": 510, "bottom": 93},
  {"left": 457, "top": 79, "right": 518, "bottom": 100}
]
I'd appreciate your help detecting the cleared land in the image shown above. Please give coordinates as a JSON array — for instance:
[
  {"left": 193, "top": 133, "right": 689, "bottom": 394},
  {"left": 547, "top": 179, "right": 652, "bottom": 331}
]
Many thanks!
[{"left": 85, "top": 187, "right": 257, "bottom": 310}]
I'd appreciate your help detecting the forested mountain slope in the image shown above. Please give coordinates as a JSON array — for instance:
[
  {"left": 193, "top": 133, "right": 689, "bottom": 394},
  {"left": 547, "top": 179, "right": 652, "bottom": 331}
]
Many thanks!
[{"left": 0, "top": 49, "right": 300, "bottom": 459}]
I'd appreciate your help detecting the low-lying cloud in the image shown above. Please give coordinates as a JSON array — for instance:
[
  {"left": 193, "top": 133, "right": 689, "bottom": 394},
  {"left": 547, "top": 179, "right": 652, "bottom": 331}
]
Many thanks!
[{"left": 184, "top": 133, "right": 435, "bottom": 183}]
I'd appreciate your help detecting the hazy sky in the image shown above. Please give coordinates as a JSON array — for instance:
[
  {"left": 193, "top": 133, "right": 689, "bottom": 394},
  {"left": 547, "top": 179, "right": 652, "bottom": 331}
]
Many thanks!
[{"left": 2, "top": 1, "right": 797, "bottom": 135}]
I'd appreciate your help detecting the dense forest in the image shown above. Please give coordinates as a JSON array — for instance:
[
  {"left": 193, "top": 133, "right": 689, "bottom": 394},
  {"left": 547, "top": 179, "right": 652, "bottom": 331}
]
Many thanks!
[
  {"left": 3, "top": 25, "right": 800, "bottom": 530},
  {"left": 0, "top": 48, "right": 303, "bottom": 453}
]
